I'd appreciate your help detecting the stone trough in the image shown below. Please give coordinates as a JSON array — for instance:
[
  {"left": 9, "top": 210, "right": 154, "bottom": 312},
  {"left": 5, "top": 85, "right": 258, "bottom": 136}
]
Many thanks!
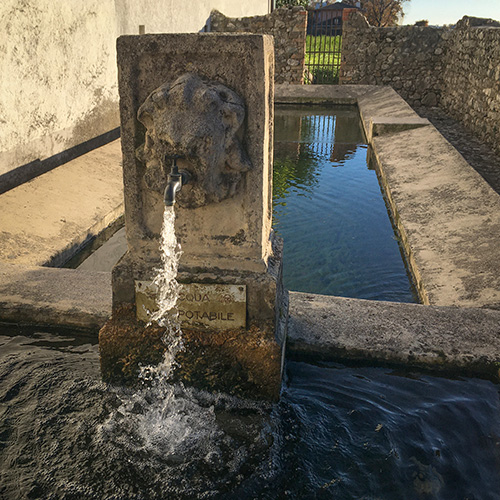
[{"left": 1, "top": 75, "right": 500, "bottom": 383}]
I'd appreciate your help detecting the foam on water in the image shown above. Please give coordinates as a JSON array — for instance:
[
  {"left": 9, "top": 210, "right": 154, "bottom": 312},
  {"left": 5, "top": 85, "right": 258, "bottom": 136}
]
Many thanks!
[{"left": 98, "top": 383, "right": 222, "bottom": 463}]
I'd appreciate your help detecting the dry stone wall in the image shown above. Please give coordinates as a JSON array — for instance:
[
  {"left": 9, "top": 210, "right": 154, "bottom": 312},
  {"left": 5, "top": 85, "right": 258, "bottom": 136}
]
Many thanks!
[
  {"left": 341, "top": 12, "right": 500, "bottom": 156},
  {"left": 441, "top": 19, "right": 500, "bottom": 155},
  {"left": 340, "top": 13, "right": 449, "bottom": 107},
  {"left": 210, "top": 7, "right": 307, "bottom": 84}
]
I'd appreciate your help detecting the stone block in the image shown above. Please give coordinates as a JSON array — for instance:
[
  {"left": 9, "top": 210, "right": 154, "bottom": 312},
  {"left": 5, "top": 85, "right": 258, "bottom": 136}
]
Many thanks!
[
  {"left": 100, "top": 34, "right": 286, "bottom": 400},
  {"left": 116, "top": 34, "right": 274, "bottom": 274},
  {"left": 99, "top": 305, "right": 284, "bottom": 401}
]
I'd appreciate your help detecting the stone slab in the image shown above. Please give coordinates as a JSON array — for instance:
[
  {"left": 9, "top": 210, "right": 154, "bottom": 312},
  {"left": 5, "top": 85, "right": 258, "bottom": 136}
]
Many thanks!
[
  {"left": 369, "top": 116, "right": 431, "bottom": 137},
  {"left": 288, "top": 291, "right": 500, "bottom": 379},
  {"left": 0, "top": 262, "right": 111, "bottom": 330},
  {"left": 274, "top": 83, "right": 373, "bottom": 104},
  {"left": 372, "top": 126, "right": 500, "bottom": 309},
  {"left": 0, "top": 139, "right": 124, "bottom": 267},
  {"left": 356, "top": 85, "right": 422, "bottom": 139},
  {"left": 275, "top": 84, "right": 426, "bottom": 140}
]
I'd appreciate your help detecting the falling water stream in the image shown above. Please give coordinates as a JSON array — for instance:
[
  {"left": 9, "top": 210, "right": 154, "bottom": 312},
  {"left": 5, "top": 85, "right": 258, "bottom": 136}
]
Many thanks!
[
  {"left": 142, "top": 207, "right": 184, "bottom": 381},
  {"left": 148, "top": 208, "right": 182, "bottom": 329},
  {"left": 100, "top": 207, "right": 275, "bottom": 497}
]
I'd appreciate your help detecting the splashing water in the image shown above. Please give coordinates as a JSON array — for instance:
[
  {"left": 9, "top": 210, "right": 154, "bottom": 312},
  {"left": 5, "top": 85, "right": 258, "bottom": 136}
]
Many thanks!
[
  {"left": 98, "top": 206, "right": 247, "bottom": 473},
  {"left": 98, "top": 208, "right": 275, "bottom": 492}
]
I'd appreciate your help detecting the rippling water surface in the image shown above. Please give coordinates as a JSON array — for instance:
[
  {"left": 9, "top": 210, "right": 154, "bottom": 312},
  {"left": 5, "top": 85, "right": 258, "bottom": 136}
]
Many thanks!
[
  {"left": 273, "top": 105, "right": 417, "bottom": 302},
  {"left": 2, "top": 330, "right": 499, "bottom": 499}
]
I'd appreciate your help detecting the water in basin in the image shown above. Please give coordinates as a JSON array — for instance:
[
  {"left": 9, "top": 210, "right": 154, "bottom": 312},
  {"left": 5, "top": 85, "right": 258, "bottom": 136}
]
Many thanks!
[
  {"left": 1, "top": 329, "right": 499, "bottom": 499},
  {"left": 273, "top": 105, "right": 416, "bottom": 302}
]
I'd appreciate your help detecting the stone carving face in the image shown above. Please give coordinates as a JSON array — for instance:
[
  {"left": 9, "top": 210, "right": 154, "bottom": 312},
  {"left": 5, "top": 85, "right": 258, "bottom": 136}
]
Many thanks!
[{"left": 136, "top": 73, "right": 252, "bottom": 208}]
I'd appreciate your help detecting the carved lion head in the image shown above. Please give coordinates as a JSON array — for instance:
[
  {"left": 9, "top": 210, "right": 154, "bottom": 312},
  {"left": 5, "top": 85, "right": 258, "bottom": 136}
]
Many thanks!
[{"left": 136, "top": 73, "right": 252, "bottom": 208}]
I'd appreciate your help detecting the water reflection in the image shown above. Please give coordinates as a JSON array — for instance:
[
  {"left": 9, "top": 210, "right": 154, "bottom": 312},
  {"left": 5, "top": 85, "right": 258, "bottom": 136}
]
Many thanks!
[
  {"left": 273, "top": 105, "right": 416, "bottom": 303},
  {"left": 273, "top": 107, "right": 365, "bottom": 203}
]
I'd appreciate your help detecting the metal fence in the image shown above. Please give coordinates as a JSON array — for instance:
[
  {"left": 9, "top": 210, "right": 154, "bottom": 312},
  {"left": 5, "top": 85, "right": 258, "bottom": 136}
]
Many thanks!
[{"left": 305, "top": 7, "right": 343, "bottom": 84}]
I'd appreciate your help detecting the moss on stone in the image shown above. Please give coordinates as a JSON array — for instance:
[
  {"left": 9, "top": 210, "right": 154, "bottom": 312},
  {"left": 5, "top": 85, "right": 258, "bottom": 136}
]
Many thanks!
[
  {"left": 99, "top": 305, "right": 282, "bottom": 400},
  {"left": 99, "top": 305, "right": 167, "bottom": 385}
]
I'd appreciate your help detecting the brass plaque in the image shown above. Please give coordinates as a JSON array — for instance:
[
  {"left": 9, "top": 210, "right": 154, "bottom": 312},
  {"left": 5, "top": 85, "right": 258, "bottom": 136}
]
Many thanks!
[{"left": 135, "top": 282, "right": 246, "bottom": 329}]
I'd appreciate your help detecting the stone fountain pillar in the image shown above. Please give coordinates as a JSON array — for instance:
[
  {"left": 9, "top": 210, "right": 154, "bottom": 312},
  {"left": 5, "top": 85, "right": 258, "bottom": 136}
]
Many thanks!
[{"left": 99, "top": 34, "right": 287, "bottom": 400}]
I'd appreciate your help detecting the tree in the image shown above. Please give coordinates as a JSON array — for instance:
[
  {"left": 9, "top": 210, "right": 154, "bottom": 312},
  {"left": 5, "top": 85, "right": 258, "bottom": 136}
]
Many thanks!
[
  {"left": 275, "top": 0, "right": 309, "bottom": 8},
  {"left": 345, "top": 0, "right": 409, "bottom": 27}
]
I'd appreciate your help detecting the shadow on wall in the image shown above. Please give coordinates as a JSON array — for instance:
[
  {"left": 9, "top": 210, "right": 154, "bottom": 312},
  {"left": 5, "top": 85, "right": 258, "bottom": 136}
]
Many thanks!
[{"left": 0, "top": 129, "right": 120, "bottom": 195}]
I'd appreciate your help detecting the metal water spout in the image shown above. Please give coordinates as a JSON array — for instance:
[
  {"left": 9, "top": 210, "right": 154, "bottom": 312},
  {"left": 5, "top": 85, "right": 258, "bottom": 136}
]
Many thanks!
[{"left": 164, "top": 157, "right": 190, "bottom": 206}]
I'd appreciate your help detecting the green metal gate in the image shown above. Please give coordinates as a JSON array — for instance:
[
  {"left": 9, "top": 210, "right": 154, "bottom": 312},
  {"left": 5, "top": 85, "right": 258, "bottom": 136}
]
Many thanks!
[{"left": 305, "top": 6, "right": 343, "bottom": 84}]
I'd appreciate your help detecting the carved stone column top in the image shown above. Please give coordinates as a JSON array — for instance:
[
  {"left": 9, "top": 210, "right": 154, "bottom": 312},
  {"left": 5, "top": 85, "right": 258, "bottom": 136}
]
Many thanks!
[{"left": 117, "top": 34, "right": 275, "bottom": 271}]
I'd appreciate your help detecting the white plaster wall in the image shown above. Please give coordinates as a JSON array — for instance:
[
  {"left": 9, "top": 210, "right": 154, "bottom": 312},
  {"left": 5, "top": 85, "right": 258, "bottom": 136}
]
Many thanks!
[
  {"left": 114, "top": 0, "right": 270, "bottom": 35},
  {"left": 0, "top": 0, "right": 270, "bottom": 177},
  {"left": 0, "top": 0, "right": 120, "bottom": 175}
]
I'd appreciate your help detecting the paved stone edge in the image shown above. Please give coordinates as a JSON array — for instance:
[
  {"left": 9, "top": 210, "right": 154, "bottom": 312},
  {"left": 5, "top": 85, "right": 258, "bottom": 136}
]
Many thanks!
[
  {"left": 371, "top": 126, "right": 500, "bottom": 309},
  {"left": 0, "top": 262, "right": 111, "bottom": 332},
  {"left": 45, "top": 201, "right": 124, "bottom": 268},
  {"left": 288, "top": 291, "right": 500, "bottom": 380},
  {"left": 2, "top": 267, "right": 500, "bottom": 382}
]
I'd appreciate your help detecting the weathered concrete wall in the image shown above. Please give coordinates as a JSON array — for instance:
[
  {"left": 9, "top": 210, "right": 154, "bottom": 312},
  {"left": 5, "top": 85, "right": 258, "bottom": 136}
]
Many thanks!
[
  {"left": 0, "top": 0, "right": 120, "bottom": 179},
  {"left": 210, "top": 7, "right": 307, "bottom": 84},
  {"left": 0, "top": 0, "right": 270, "bottom": 188},
  {"left": 340, "top": 12, "right": 500, "bottom": 155}
]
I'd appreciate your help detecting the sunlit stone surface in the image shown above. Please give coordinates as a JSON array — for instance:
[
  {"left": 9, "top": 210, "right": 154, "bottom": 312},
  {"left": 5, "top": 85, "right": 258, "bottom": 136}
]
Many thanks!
[{"left": 99, "top": 34, "right": 286, "bottom": 400}]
